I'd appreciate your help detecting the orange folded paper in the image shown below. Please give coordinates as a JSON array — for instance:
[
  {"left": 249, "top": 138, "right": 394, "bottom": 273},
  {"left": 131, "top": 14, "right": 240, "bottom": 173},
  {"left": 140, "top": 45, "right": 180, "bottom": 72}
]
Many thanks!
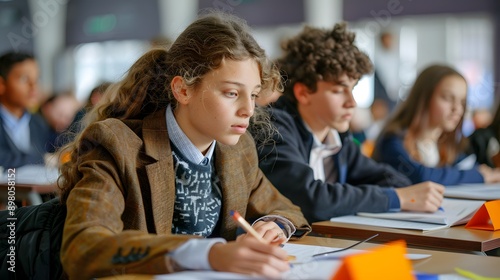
[
  {"left": 465, "top": 200, "right": 500, "bottom": 231},
  {"left": 331, "top": 240, "right": 415, "bottom": 280}
]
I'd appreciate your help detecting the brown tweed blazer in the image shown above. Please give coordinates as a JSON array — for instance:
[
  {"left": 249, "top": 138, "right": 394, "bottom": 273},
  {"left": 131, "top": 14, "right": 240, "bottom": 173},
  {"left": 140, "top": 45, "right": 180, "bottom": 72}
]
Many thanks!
[{"left": 61, "top": 109, "right": 310, "bottom": 279}]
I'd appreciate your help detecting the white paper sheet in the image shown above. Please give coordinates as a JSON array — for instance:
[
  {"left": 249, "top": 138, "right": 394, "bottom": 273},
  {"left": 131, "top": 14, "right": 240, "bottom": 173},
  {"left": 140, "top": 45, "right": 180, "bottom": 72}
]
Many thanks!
[
  {"left": 154, "top": 243, "right": 431, "bottom": 280},
  {"left": 444, "top": 183, "right": 500, "bottom": 200}
]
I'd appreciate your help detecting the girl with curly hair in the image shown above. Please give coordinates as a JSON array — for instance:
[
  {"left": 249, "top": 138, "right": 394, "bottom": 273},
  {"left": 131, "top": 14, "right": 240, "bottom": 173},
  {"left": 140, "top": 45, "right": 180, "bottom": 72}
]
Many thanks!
[{"left": 58, "top": 12, "right": 310, "bottom": 279}]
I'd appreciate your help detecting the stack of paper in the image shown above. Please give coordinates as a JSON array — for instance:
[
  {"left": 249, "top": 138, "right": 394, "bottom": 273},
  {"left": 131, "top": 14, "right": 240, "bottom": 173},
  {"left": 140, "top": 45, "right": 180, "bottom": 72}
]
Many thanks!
[
  {"left": 444, "top": 183, "right": 500, "bottom": 200},
  {"left": 330, "top": 198, "right": 484, "bottom": 231}
]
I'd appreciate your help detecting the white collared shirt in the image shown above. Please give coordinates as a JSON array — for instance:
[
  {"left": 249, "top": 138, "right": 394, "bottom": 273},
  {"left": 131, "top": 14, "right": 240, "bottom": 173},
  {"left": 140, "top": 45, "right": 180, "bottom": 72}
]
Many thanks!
[
  {"left": 0, "top": 105, "right": 32, "bottom": 153},
  {"left": 416, "top": 139, "right": 440, "bottom": 167},
  {"left": 307, "top": 125, "right": 342, "bottom": 182},
  {"left": 166, "top": 105, "right": 215, "bottom": 165}
]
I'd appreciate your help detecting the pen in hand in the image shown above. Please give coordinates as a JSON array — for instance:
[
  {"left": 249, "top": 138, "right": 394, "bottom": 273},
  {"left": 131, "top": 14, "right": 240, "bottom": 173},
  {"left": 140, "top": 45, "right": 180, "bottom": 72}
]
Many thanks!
[
  {"left": 230, "top": 210, "right": 296, "bottom": 262},
  {"left": 230, "top": 210, "right": 267, "bottom": 244}
]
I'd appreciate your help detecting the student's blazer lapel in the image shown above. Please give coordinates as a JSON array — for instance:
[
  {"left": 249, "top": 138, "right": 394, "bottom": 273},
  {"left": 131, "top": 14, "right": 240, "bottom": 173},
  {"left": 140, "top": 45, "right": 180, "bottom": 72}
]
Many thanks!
[
  {"left": 214, "top": 141, "right": 249, "bottom": 240},
  {"left": 142, "top": 110, "right": 175, "bottom": 235}
]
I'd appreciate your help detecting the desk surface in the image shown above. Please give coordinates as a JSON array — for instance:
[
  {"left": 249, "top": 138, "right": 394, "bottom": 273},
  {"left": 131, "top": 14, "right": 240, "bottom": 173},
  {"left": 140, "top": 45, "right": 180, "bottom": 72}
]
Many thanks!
[
  {"left": 312, "top": 220, "right": 500, "bottom": 253},
  {"left": 0, "top": 182, "right": 57, "bottom": 193},
  {"left": 0, "top": 165, "right": 59, "bottom": 185},
  {"left": 0, "top": 165, "right": 59, "bottom": 205},
  {"left": 99, "top": 236, "right": 500, "bottom": 279}
]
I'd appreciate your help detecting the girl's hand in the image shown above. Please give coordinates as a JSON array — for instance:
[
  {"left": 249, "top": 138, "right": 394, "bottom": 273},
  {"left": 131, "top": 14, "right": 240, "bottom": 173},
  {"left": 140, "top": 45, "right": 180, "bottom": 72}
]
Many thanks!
[
  {"left": 395, "top": 181, "right": 445, "bottom": 212},
  {"left": 234, "top": 221, "right": 287, "bottom": 246},
  {"left": 478, "top": 164, "right": 500, "bottom": 183},
  {"left": 251, "top": 221, "right": 288, "bottom": 245},
  {"left": 208, "top": 238, "right": 290, "bottom": 279}
]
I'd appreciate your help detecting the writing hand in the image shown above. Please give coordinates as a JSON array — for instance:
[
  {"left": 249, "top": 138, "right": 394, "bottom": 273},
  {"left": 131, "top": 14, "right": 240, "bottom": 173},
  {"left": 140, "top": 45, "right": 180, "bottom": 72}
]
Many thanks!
[
  {"left": 395, "top": 181, "right": 445, "bottom": 212},
  {"left": 208, "top": 238, "right": 289, "bottom": 279}
]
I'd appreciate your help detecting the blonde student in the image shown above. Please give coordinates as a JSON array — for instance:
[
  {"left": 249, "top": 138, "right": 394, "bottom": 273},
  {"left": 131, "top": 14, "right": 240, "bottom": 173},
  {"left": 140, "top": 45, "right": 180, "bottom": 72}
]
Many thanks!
[
  {"left": 251, "top": 23, "right": 444, "bottom": 223},
  {"left": 373, "top": 64, "right": 500, "bottom": 185},
  {"left": 58, "top": 12, "right": 310, "bottom": 279}
]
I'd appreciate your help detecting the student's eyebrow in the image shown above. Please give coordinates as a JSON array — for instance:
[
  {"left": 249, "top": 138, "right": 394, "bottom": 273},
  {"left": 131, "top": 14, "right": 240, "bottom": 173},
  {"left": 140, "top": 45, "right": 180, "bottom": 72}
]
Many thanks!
[
  {"left": 331, "top": 81, "right": 350, "bottom": 89},
  {"left": 221, "top": 81, "right": 262, "bottom": 90},
  {"left": 335, "top": 78, "right": 359, "bottom": 87}
]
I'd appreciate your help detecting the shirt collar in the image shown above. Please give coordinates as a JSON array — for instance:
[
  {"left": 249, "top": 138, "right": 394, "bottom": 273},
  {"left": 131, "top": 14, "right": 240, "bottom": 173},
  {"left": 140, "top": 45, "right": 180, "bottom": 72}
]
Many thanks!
[
  {"left": 303, "top": 121, "right": 342, "bottom": 156},
  {"left": 166, "top": 104, "right": 215, "bottom": 165},
  {"left": 0, "top": 104, "right": 31, "bottom": 130}
]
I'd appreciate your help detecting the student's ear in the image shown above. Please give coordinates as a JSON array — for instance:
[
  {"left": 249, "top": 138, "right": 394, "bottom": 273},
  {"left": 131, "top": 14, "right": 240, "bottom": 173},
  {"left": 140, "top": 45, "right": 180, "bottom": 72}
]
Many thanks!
[
  {"left": 171, "top": 76, "right": 190, "bottom": 105},
  {"left": 293, "top": 82, "right": 311, "bottom": 105}
]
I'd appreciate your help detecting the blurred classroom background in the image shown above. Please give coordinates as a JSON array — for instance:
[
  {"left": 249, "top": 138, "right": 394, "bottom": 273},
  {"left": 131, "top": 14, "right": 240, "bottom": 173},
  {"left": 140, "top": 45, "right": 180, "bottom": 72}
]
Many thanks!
[{"left": 1, "top": 0, "right": 499, "bottom": 137}]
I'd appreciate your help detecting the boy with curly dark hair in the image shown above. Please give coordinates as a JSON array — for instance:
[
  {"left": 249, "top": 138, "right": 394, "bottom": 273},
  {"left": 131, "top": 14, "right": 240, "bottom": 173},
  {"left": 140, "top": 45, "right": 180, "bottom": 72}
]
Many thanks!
[{"left": 252, "top": 23, "right": 445, "bottom": 223}]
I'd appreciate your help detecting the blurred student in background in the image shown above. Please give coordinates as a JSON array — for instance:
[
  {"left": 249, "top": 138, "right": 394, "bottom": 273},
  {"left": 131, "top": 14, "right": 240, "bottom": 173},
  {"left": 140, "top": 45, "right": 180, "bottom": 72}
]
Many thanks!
[
  {"left": 69, "top": 81, "right": 111, "bottom": 135},
  {"left": 0, "top": 52, "right": 52, "bottom": 168},
  {"left": 251, "top": 23, "right": 444, "bottom": 223},
  {"left": 471, "top": 108, "right": 493, "bottom": 131},
  {"left": 38, "top": 93, "right": 79, "bottom": 153},
  {"left": 469, "top": 103, "right": 500, "bottom": 168},
  {"left": 373, "top": 64, "right": 500, "bottom": 185},
  {"left": 350, "top": 98, "right": 390, "bottom": 157}
]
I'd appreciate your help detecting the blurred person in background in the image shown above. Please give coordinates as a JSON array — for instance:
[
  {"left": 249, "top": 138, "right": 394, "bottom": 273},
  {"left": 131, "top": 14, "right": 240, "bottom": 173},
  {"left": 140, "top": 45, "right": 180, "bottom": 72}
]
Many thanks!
[
  {"left": 0, "top": 52, "right": 52, "bottom": 169},
  {"left": 373, "top": 64, "right": 500, "bottom": 185},
  {"left": 38, "top": 92, "right": 79, "bottom": 154},
  {"left": 471, "top": 108, "right": 493, "bottom": 131},
  {"left": 468, "top": 103, "right": 500, "bottom": 168},
  {"left": 373, "top": 31, "right": 399, "bottom": 110},
  {"left": 69, "top": 81, "right": 111, "bottom": 136}
]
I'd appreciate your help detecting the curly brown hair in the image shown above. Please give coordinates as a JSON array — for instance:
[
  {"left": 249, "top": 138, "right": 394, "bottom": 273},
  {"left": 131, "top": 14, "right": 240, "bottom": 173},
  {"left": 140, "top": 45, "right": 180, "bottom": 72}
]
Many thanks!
[{"left": 277, "top": 22, "right": 373, "bottom": 104}]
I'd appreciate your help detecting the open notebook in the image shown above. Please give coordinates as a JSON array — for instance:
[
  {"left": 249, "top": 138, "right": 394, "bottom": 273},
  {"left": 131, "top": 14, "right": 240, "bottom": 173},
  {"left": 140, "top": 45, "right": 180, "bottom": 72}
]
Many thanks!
[{"left": 330, "top": 198, "right": 484, "bottom": 231}]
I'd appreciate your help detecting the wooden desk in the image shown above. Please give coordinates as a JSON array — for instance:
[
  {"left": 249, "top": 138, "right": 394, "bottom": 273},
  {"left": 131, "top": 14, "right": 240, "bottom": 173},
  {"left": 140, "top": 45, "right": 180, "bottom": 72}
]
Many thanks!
[
  {"left": 0, "top": 182, "right": 57, "bottom": 205},
  {"left": 312, "top": 220, "right": 500, "bottom": 253},
  {"left": 99, "top": 236, "right": 500, "bottom": 279},
  {"left": 294, "top": 236, "right": 500, "bottom": 277}
]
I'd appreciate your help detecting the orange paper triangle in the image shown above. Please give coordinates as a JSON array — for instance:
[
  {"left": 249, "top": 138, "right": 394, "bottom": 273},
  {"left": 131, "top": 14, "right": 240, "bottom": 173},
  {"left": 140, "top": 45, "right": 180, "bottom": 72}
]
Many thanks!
[
  {"left": 465, "top": 200, "right": 500, "bottom": 231},
  {"left": 331, "top": 240, "right": 415, "bottom": 280}
]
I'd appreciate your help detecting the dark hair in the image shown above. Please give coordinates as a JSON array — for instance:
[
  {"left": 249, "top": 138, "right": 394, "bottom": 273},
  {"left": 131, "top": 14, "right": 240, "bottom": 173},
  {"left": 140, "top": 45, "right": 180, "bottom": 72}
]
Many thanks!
[
  {"left": 277, "top": 22, "right": 373, "bottom": 105},
  {"left": 379, "top": 64, "right": 467, "bottom": 165},
  {"left": 0, "top": 52, "right": 35, "bottom": 79},
  {"left": 490, "top": 102, "right": 500, "bottom": 141},
  {"left": 58, "top": 12, "right": 282, "bottom": 203}
]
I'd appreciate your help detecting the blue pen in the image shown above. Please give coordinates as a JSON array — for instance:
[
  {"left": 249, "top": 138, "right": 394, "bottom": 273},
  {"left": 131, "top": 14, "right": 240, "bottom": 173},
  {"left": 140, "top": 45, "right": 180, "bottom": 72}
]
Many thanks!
[
  {"left": 438, "top": 207, "right": 445, "bottom": 212},
  {"left": 414, "top": 272, "right": 439, "bottom": 280}
]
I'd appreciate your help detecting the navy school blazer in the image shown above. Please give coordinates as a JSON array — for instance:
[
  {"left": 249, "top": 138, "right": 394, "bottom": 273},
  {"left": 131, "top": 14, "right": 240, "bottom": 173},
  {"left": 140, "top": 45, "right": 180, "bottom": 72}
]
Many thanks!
[
  {"left": 0, "top": 113, "right": 52, "bottom": 168},
  {"left": 254, "top": 96, "right": 412, "bottom": 223}
]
